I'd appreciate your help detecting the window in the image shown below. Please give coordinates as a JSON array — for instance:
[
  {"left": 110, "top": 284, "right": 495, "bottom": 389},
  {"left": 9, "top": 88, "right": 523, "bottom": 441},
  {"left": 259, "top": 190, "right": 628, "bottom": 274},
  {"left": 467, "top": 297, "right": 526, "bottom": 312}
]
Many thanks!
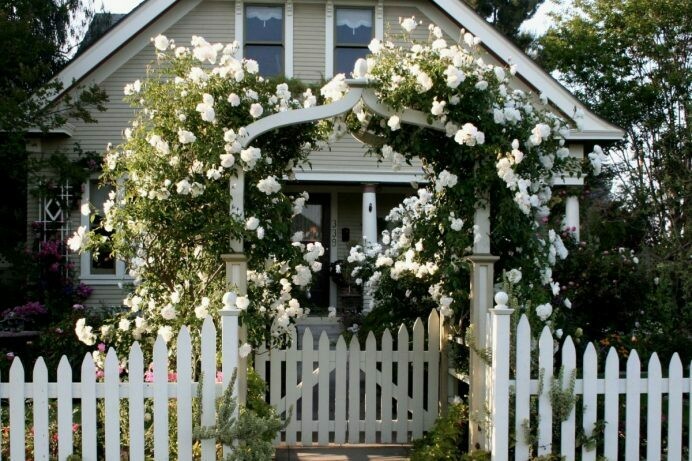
[
  {"left": 334, "top": 8, "right": 373, "bottom": 75},
  {"left": 245, "top": 5, "right": 284, "bottom": 76},
  {"left": 80, "top": 178, "right": 127, "bottom": 282}
]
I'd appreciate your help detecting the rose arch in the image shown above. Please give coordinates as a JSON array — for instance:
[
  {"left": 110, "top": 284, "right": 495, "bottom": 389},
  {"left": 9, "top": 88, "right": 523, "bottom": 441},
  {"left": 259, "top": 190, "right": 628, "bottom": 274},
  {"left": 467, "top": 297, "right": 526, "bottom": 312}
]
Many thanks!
[{"left": 75, "top": 21, "right": 594, "bottom": 449}]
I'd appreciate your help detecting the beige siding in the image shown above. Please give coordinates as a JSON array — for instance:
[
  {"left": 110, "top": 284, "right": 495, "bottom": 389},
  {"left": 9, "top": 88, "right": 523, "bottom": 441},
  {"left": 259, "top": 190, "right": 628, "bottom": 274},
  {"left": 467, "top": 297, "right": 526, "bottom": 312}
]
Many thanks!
[
  {"left": 86, "top": 285, "right": 129, "bottom": 308},
  {"left": 308, "top": 135, "right": 423, "bottom": 173},
  {"left": 293, "top": 3, "right": 325, "bottom": 83}
]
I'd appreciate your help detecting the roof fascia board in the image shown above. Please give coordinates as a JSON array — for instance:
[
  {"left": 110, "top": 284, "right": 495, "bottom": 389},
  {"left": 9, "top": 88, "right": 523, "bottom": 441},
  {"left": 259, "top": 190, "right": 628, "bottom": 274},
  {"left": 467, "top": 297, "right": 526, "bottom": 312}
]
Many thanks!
[
  {"left": 426, "top": 0, "right": 623, "bottom": 139},
  {"left": 47, "top": 0, "right": 198, "bottom": 104}
]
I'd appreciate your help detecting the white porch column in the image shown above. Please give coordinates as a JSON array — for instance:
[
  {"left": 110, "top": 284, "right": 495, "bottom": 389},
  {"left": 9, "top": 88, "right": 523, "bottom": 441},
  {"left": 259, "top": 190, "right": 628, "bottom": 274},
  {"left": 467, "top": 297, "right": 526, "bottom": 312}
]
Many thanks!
[
  {"left": 468, "top": 201, "right": 499, "bottom": 451},
  {"left": 565, "top": 194, "right": 580, "bottom": 241},
  {"left": 362, "top": 184, "right": 377, "bottom": 312},
  {"left": 362, "top": 184, "right": 378, "bottom": 245}
]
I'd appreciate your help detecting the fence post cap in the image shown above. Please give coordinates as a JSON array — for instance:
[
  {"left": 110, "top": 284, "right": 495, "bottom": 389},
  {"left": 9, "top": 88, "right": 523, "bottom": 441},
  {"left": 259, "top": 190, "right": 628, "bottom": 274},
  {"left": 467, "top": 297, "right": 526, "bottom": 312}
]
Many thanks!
[
  {"left": 490, "top": 307, "right": 514, "bottom": 316},
  {"left": 220, "top": 306, "right": 241, "bottom": 316}
]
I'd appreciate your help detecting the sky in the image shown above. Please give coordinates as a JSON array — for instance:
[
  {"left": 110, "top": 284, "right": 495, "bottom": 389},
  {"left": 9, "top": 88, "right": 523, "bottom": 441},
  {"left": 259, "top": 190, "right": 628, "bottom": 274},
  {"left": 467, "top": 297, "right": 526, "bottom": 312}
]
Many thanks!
[{"left": 97, "top": 0, "right": 560, "bottom": 35}]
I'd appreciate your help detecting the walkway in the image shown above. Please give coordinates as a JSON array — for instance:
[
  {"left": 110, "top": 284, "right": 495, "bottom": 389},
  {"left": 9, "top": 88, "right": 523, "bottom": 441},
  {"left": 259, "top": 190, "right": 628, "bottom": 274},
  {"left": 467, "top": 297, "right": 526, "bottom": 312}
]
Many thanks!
[{"left": 274, "top": 445, "right": 411, "bottom": 460}]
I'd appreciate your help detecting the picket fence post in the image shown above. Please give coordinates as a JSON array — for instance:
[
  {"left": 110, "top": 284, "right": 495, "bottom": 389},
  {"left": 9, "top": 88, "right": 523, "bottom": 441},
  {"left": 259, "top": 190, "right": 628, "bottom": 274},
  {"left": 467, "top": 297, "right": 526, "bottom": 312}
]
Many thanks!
[
  {"left": 221, "top": 306, "right": 241, "bottom": 457},
  {"left": 488, "top": 293, "right": 513, "bottom": 461}
]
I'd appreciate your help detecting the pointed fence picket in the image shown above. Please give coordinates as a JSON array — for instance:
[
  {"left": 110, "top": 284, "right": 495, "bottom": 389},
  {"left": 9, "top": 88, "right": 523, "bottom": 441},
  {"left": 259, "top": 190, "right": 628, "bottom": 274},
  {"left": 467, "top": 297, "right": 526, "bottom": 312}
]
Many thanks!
[
  {"left": 487, "top": 311, "right": 692, "bottom": 460},
  {"left": 0, "top": 315, "right": 234, "bottom": 461}
]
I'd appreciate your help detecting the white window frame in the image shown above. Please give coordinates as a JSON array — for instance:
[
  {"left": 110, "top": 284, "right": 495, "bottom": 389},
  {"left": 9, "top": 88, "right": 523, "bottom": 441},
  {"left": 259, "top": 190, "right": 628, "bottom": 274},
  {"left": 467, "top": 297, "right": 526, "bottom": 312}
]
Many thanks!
[
  {"left": 326, "top": 0, "right": 383, "bottom": 79},
  {"left": 236, "top": 0, "right": 294, "bottom": 77},
  {"left": 79, "top": 176, "right": 129, "bottom": 285}
]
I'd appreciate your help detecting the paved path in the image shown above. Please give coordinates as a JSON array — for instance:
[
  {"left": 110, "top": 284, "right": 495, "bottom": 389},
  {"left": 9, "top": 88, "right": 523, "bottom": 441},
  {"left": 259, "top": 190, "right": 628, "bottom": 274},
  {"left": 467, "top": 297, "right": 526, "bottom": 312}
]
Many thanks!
[{"left": 274, "top": 445, "right": 411, "bottom": 460}]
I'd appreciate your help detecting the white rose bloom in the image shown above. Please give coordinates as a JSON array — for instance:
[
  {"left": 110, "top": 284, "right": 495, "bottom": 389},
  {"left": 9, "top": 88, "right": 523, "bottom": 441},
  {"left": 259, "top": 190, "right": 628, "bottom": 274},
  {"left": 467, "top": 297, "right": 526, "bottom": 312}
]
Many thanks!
[
  {"left": 220, "top": 153, "right": 235, "bottom": 168},
  {"left": 327, "top": 306, "right": 337, "bottom": 318},
  {"left": 240, "top": 146, "right": 262, "bottom": 169},
  {"left": 239, "top": 343, "right": 253, "bottom": 358},
  {"left": 157, "top": 326, "right": 174, "bottom": 343},
  {"left": 450, "top": 217, "right": 464, "bottom": 231},
  {"left": 506, "top": 269, "right": 522, "bottom": 284},
  {"left": 67, "top": 226, "right": 87, "bottom": 252},
  {"left": 75, "top": 318, "right": 96, "bottom": 345},
  {"left": 535, "top": 303, "right": 553, "bottom": 321},
  {"left": 475, "top": 80, "right": 488, "bottom": 91},
  {"left": 257, "top": 176, "right": 281, "bottom": 195},
  {"left": 236, "top": 296, "right": 250, "bottom": 310},
  {"left": 178, "top": 129, "right": 196, "bottom": 144},
  {"left": 256, "top": 226, "right": 265, "bottom": 239},
  {"left": 176, "top": 179, "right": 191, "bottom": 195},
  {"left": 244, "top": 59, "right": 259, "bottom": 74},
  {"left": 454, "top": 123, "right": 485, "bottom": 147},
  {"left": 564, "top": 298, "right": 572, "bottom": 309},
  {"left": 245, "top": 216, "right": 260, "bottom": 230},
  {"left": 249, "top": 103, "right": 264, "bottom": 118},
  {"left": 444, "top": 65, "right": 465, "bottom": 89},
  {"left": 400, "top": 16, "right": 418, "bottom": 32},
  {"left": 118, "top": 318, "right": 131, "bottom": 331},
  {"left": 153, "top": 34, "right": 170, "bottom": 51},
  {"left": 387, "top": 115, "right": 401, "bottom": 131},
  {"left": 368, "top": 38, "right": 383, "bottom": 54},
  {"left": 494, "top": 67, "right": 506, "bottom": 82},
  {"left": 431, "top": 99, "right": 446, "bottom": 116},
  {"left": 160, "top": 304, "right": 177, "bottom": 320},
  {"left": 227, "top": 93, "right": 241, "bottom": 106}
]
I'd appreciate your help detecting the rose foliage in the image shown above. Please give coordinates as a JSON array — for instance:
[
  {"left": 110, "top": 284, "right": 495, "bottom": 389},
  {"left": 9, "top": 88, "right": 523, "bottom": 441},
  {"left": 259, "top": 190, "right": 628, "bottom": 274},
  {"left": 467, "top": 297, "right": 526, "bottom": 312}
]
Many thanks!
[{"left": 72, "top": 20, "right": 599, "bottom": 364}]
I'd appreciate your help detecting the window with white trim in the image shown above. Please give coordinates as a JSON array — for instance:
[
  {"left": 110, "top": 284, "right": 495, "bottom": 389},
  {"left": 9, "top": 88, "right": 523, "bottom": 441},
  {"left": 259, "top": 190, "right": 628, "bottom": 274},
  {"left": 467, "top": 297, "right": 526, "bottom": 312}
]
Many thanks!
[
  {"left": 245, "top": 5, "right": 284, "bottom": 76},
  {"left": 334, "top": 7, "right": 373, "bottom": 75},
  {"left": 80, "top": 178, "right": 127, "bottom": 282}
]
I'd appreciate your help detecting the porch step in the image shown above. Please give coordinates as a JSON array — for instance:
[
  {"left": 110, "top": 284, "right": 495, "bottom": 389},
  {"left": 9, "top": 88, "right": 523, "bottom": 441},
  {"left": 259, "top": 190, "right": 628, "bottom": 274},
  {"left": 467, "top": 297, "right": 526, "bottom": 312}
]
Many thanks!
[{"left": 274, "top": 444, "right": 411, "bottom": 460}]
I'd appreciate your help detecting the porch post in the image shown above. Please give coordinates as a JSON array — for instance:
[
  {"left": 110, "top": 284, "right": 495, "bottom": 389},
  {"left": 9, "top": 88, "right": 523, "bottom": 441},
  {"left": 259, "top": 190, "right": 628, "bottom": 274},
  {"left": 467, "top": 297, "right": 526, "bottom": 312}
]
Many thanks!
[
  {"left": 362, "top": 184, "right": 377, "bottom": 311},
  {"left": 468, "top": 201, "right": 499, "bottom": 450},
  {"left": 222, "top": 168, "right": 248, "bottom": 405},
  {"left": 565, "top": 194, "right": 580, "bottom": 241}
]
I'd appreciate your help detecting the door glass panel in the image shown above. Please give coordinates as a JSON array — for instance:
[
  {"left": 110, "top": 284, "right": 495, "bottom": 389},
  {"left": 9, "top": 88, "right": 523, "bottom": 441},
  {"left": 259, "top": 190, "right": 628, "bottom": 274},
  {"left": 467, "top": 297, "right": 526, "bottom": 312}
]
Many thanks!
[{"left": 292, "top": 204, "right": 322, "bottom": 242}]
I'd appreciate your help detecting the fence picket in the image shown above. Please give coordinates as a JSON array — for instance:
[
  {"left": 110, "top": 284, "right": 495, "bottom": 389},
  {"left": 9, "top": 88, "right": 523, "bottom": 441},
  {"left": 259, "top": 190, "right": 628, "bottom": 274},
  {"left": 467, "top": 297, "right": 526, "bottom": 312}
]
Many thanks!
[
  {"left": 317, "top": 332, "right": 330, "bottom": 446},
  {"left": 603, "top": 348, "right": 619, "bottom": 460},
  {"left": 129, "top": 342, "right": 145, "bottom": 460},
  {"left": 667, "top": 354, "right": 683, "bottom": 460},
  {"left": 646, "top": 353, "right": 662, "bottom": 461},
  {"left": 255, "top": 341, "right": 267, "bottom": 382},
  {"left": 395, "top": 324, "right": 409, "bottom": 443},
  {"left": 560, "top": 337, "right": 576, "bottom": 461},
  {"left": 200, "top": 316, "right": 217, "bottom": 460},
  {"left": 412, "top": 318, "right": 424, "bottom": 440},
  {"left": 348, "top": 335, "right": 361, "bottom": 443},
  {"left": 537, "top": 327, "right": 553, "bottom": 455},
  {"left": 625, "top": 350, "right": 641, "bottom": 461},
  {"left": 33, "top": 358, "right": 49, "bottom": 461},
  {"left": 426, "top": 310, "right": 440, "bottom": 429},
  {"left": 365, "top": 332, "right": 377, "bottom": 443},
  {"left": 334, "top": 336, "right": 347, "bottom": 444},
  {"left": 581, "top": 344, "right": 597, "bottom": 461},
  {"left": 153, "top": 335, "right": 169, "bottom": 461},
  {"left": 57, "top": 356, "right": 73, "bottom": 461},
  {"left": 177, "top": 326, "right": 193, "bottom": 461},
  {"left": 104, "top": 348, "right": 121, "bottom": 460},
  {"left": 270, "top": 344, "right": 283, "bottom": 445},
  {"left": 381, "top": 328, "right": 393, "bottom": 444},
  {"left": 285, "top": 327, "right": 298, "bottom": 445},
  {"left": 514, "top": 315, "right": 531, "bottom": 460},
  {"left": 9, "top": 358, "right": 25, "bottom": 461},
  {"left": 301, "top": 328, "right": 314, "bottom": 446},
  {"left": 81, "top": 353, "right": 97, "bottom": 460}
]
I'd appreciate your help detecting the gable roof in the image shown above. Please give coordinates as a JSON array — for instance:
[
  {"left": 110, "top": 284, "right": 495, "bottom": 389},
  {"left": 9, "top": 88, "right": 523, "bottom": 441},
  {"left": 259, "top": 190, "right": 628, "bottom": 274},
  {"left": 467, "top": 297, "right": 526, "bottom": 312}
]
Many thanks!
[{"left": 47, "top": 0, "right": 623, "bottom": 141}]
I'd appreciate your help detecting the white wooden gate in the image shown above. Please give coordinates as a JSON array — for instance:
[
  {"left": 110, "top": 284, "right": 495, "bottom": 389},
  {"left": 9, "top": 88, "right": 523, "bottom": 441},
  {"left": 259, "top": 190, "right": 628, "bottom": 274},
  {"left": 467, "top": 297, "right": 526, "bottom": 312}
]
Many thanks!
[{"left": 254, "top": 310, "right": 442, "bottom": 446}]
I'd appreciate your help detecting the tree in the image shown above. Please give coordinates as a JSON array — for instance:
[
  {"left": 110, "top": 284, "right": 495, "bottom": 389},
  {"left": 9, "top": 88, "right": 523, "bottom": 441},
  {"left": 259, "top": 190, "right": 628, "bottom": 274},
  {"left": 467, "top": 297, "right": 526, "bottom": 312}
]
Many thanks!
[
  {"left": 0, "top": 0, "right": 107, "bottom": 256},
  {"left": 466, "top": 0, "right": 545, "bottom": 47},
  {"left": 538, "top": 0, "right": 691, "bottom": 355}
]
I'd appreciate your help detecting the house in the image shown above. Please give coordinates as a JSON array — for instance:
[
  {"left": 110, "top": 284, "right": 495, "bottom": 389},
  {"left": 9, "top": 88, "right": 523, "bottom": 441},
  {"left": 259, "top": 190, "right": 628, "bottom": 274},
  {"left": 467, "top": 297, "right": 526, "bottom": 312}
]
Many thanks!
[{"left": 27, "top": 0, "right": 623, "bottom": 311}]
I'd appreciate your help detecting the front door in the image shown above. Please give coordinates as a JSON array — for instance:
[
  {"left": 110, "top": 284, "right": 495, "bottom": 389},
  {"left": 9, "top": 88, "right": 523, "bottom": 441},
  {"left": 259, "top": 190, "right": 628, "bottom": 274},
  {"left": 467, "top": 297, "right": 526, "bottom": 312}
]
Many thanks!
[{"left": 291, "top": 193, "right": 331, "bottom": 308}]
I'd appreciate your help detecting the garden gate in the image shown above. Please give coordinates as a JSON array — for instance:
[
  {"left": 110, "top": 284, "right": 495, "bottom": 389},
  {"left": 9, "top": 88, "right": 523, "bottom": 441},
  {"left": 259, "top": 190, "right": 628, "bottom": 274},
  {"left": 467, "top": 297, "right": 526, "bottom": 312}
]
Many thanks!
[{"left": 254, "top": 310, "right": 442, "bottom": 446}]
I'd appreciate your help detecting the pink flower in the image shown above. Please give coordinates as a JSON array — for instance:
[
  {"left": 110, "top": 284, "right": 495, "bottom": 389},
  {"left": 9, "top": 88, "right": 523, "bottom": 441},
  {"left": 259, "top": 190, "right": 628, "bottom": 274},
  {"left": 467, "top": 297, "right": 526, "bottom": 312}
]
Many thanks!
[
  {"left": 215, "top": 371, "right": 223, "bottom": 383},
  {"left": 144, "top": 370, "right": 154, "bottom": 383},
  {"left": 97, "top": 343, "right": 106, "bottom": 353},
  {"left": 168, "top": 372, "right": 178, "bottom": 382}
]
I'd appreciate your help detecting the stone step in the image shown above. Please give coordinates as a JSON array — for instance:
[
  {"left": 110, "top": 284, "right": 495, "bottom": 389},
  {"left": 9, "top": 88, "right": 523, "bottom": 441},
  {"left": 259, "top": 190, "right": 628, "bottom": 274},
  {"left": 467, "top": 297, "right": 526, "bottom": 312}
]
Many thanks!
[{"left": 274, "top": 444, "right": 411, "bottom": 460}]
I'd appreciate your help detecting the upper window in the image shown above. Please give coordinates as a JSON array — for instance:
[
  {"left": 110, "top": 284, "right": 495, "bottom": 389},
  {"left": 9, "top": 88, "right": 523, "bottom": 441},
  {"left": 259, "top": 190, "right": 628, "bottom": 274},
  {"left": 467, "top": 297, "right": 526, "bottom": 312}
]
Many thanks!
[
  {"left": 245, "top": 5, "right": 284, "bottom": 76},
  {"left": 334, "top": 8, "right": 373, "bottom": 75}
]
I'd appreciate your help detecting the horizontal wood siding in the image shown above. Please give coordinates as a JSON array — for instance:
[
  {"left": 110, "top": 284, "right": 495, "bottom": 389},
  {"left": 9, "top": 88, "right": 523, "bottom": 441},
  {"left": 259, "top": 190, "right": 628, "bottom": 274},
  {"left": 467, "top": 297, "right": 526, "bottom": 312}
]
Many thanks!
[
  {"left": 308, "top": 136, "right": 423, "bottom": 173},
  {"left": 293, "top": 3, "right": 325, "bottom": 83},
  {"left": 85, "top": 285, "right": 128, "bottom": 308}
]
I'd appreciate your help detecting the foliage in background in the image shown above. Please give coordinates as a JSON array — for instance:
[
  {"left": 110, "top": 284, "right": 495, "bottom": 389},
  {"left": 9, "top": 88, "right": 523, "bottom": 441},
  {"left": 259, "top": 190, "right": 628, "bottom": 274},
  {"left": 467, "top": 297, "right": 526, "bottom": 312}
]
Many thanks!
[
  {"left": 466, "top": 0, "right": 544, "bottom": 48},
  {"left": 538, "top": 0, "right": 691, "bottom": 353}
]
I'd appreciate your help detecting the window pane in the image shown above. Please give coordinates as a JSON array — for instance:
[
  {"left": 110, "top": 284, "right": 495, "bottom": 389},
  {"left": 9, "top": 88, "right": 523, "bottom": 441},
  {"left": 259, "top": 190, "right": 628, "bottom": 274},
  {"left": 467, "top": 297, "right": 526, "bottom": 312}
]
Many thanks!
[
  {"left": 246, "top": 6, "right": 283, "bottom": 42},
  {"left": 336, "top": 9, "right": 372, "bottom": 44},
  {"left": 244, "top": 44, "right": 283, "bottom": 76},
  {"left": 89, "top": 180, "right": 115, "bottom": 274},
  {"left": 292, "top": 204, "right": 323, "bottom": 242},
  {"left": 335, "top": 47, "right": 369, "bottom": 75}
]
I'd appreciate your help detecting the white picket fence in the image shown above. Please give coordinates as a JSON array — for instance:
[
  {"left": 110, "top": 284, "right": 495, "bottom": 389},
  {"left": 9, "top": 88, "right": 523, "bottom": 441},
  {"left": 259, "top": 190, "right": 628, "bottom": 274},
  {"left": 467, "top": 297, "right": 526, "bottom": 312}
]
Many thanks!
[
  {"left": 0, "top": 311, "right": 241, "bottom": 461},
  {"left": 254, "top": 309, "right": 441, "bottom": 446},
  {"left": 488, "top": 308, "right": 692, "bottom": 461}
]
